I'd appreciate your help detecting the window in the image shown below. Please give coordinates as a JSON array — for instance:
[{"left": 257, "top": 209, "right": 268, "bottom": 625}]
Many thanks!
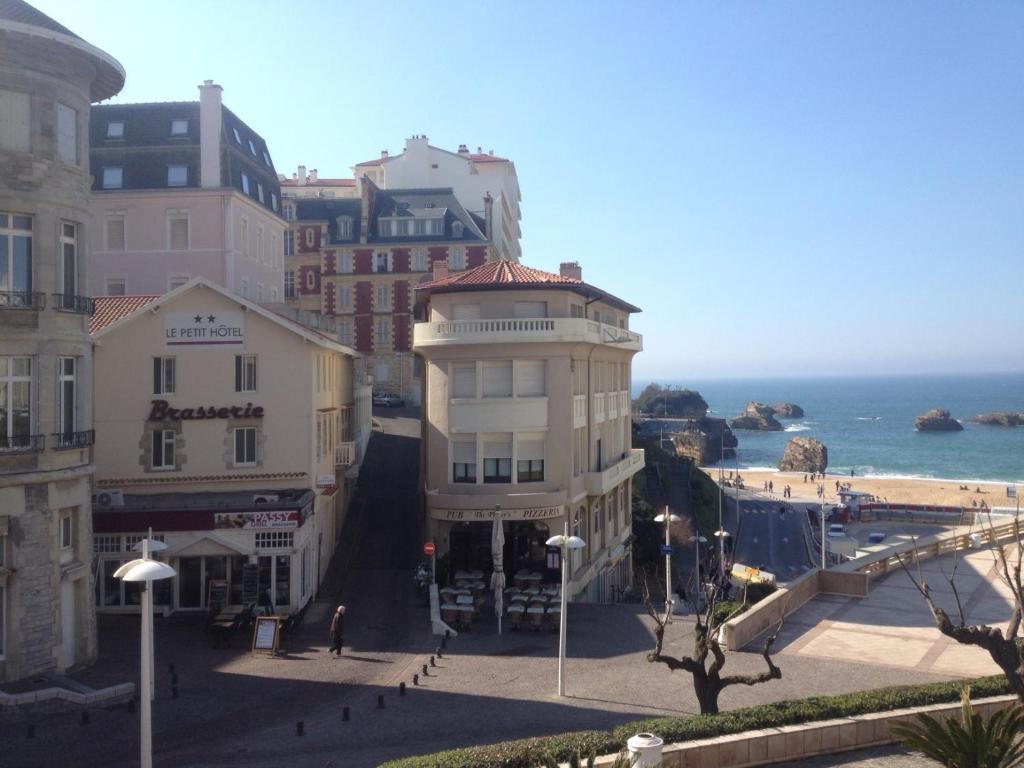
[
  {"left": 169, "top": 215, "right": 189, "bottom": 250},
  {"left": 452, "top": 437, "right": 476, "bottom": 483},
  {"left": 247, "top": 139, "right": 257, "bottom": 156},
  {"left": 241, "top": 173, "right": 250, "bottom": 195},
  {"left": 240, "top": 277, "right": 249, "bottom": 299},
  {"left": 57, "top": 357, "right": 76, "bottom": 438},
  {"left": 375, "top": 284, "right": 389, "bottom": 310},
  {"left": 336, "top": 216, "right": 352, "bottom": 239},
  {"left": 256, "top": 282, "right": 264, "bottom": 301},
  {"left": 514, "top": 301, "right": 547, "bottom": 318},
  {"left": 235, "top": 355, "right": 257, "bottom": 392},
  {"left": 255, "top": 531, "right": 293, "bottom": 549},
  {"left": 482, "top": 361, "right": 512, "bottom": 398},
  {"left": 378, "top": 219, "right": 392, "bottom": 238},
  {"left": 257, "top": 224, "right": 264, "bottom": 262},
  {"left": 375, "top": 317, "right": 391, "bottom": 346},
  {"left": 168, "top": 274, "right": 189, "bottom": 290},
  {"left": 93, "top": 534, "right": 121, "bottom": 553},
  {"left": 336, "top": 285, "right": 351, "bottom": 310},
  {"left": 452, "top": 221, "right": 464, "bottom": 238},
  {"left": 152, "top": 357, "right": 175, "bottom": 395},
  {"left": 241, "top": 218, "right": 249, "bottom": 257},
  {"left": 60, "top": 511, "right": 73, "bottom": 549},
  {"left": 283, "top": 204, "right": 294, "bottom": 221},
  {"left": 0, "top": 90, "right": 30, "bottom": 152},
  {"left": 170, "top": 119, "right": 188, "bottom": 136},
  {"left": 106, "top": 216, "right": 125, "bottom": 251},
  {"left": 56, "top": 103, "right": 77, "bottom": 164},
  {"left": 483, "top": 435, "right": 512, "bottom": 483},
  {"left": 152, "top": 429, "right": 176, "bottom": 470},
  {"left": 263, "top": 150, "right": 272, "bottom": 167},
  {"left": 234, "top": 427, "right": 257, "bottom": 466},
  {"left": 452, "top": 303, "right": 480, "bottom": 320},
  {"left": 413, "top": 218, "right": 426, "bottom": 236},
  {"left": 284, "top": 270, "right": 295, "bottom": 299},
  {"left": 232, "top": 126, "right": 241, "bottom": 144},
  {"left": 284, "top": 230, "right": 294, "bottom": 256},
  {"left": 59, "top": 221, "right": 77, "bottom": 304},
  {"left": 517, "top": 360, "right": 545, "bottom": 397},
  {"left": 0, "top": 357, "right": 32, "bottom": 448},
  {"left": 338, "top": 253, "right": 352, "bottom": 273},
  {"left": 450, "top": 247, "right": 465, "bottom": 270},
  {"left": 395, "top": 219, "right": 410, "bottom": 236},
  {"left": 0, "top": 212, "right": 32, "bottom": 301},
  {"left": 105, "top": 277, "right": 126, "bottom": 296},
  {"left": 517, "top": 433, "right": 545, "bottom": 482},
  {"left": 271, "top": 193, "right": 278, "bottom": 212},
  {"left": 257, "top": 182, "right": 265, "bottom": 204},
  {"left": 106, "top": 121, "right": 124, "bottom": 139},
  {"left": 374, "top": 252, "right": 389, "bottom": 273},
  {"left": 339, "top": 319, "right": 353, "bottom": 346},
  {"left": 451, "top": 363, "right": 476, "bottom": 398},
  {"left": 412, "top": 249, "right": 427, "bottom": 272},
  {"left": 167, "top": 164, "right": 188, "bottom": 187},
  {"left": 102, "top": 167, "right": 123, "bottom": 189},
  {"left": 570, "top": 303, "right": 585, "bottom": 318}
]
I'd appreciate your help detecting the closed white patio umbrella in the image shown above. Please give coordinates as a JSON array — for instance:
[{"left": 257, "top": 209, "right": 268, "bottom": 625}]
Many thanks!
[{"left": 490, "top": 507, "right": 505, "bottom": 635}]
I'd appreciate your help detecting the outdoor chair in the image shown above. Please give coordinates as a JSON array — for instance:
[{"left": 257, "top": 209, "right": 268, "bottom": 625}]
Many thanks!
[
  {"left": 527, "top": 606, "right": 545, "bottom": 631},
  {"left": 507, "top": 605, "right": 525, "bottom": 630}
]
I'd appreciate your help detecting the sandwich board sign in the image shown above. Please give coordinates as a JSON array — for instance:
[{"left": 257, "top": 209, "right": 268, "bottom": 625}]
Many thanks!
[{"left": 252, "top": 616, "right": 281, "bottom": 655}]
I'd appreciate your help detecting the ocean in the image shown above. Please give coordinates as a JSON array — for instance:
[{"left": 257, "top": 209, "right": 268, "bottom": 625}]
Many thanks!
[{"left": 634, "top": 373, "right": 1024, "bottom": 484}]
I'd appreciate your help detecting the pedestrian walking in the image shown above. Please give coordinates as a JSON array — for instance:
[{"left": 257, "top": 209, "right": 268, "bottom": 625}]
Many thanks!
[
  {"left": 329, "top": 605, "right": 346, "bottom": 656},
  {"left": 769, "top": 480, "right": 774, "bottom": 493}
]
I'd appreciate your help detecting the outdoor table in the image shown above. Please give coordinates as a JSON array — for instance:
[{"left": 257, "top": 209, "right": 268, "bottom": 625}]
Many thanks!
[
  {"left": 510, "top": 594, "right": 528, "bottom": 604},
  {"left": 456, "top": 594, "right": 474, "bottom": 606},
  {"left": 523, "top": 587, "right": 540, "bottom": 597},
  {"left": 454, "top": 570, "right": 472, "bottom": 581},
  {"left": 455, "top": 604, "right": 474, "bottom": 630},
  {"left": 441, "top": 603, "right": 459, "bottom": 624},
  {"left": 526, "top": 605, "right": 546, "bottom": 631},
  {"left": 455, "top": 579, "right": 472, "bottom": 588}
]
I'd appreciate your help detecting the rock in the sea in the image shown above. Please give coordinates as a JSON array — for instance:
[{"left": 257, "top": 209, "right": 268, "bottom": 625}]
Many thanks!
[
  {"left": 914, "top": 408, "right": 964, "bottom": 432},
  {"left": 730, "top": 402, "right": 783, "bottom": 431},
  {"left": 778, "top": 437, "right": 828, "bottom": 473},
  {"left": 670, "top": 418, "right": 738, "bottom": 464},
  {"left": 770, "top": 402, "right": 805, "bottom": 418},
  {"left": 968, "top": 411, "right": 1024, "bottom": 427}
]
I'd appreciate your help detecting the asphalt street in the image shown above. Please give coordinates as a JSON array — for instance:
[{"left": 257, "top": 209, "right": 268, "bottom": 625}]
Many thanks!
[{"left": 725, "top": 491, "right": 815, "bottom": 584}]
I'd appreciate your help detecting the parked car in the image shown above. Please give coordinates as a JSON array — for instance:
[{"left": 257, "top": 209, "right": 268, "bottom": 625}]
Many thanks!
[
  {"left": 827, "top": 523, "right": 846, "bottom": 538},
  {"left": 372, "top": 392, "right": 405, "bottom": 408},
  {"left": 866, "top": 531, "right": 887, "bottom": 545}
]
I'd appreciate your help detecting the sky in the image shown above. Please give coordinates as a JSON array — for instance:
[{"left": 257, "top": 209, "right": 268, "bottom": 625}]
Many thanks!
[{"left": 36, "top": 1, "right": 1024, "bottom": 380}]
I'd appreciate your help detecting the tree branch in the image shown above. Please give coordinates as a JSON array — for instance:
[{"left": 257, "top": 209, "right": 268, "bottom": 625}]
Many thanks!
[{"left": 719, "top": 623, "right": 783, "bottom": 688}]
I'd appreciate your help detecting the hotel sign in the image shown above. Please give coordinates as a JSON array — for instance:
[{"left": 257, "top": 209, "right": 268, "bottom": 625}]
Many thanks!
[
  {"left": 165, "top": 311, "right": 244, "bottom": 346},
  {"left": 215, "top": 511, "right": 300, "bottom": 530},
  {"left": 431, "top": 505, "right": 563, "bottom": 522}
]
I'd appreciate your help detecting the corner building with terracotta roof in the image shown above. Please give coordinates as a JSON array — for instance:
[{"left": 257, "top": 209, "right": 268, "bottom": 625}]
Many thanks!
[{"left": 414, "top": 260, "right": 645, "bottom": 602}]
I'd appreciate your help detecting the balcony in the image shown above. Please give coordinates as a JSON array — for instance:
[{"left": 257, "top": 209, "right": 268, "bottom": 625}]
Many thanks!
[
  {"left": 573, "top": 394, "right": 587, "bottom": 429},
  {"left": 0, "top": 434, "right": 45, "bottom": 453},
  {"left": 583, "top": 448, "right": 645, "bottom": 496},
  {"left": 594, "top": 392, "right": 607, "bottom": 424},
  {"left": 0, "top": 291, "right": 45, "bottom": 310},
  {"left": 53, "top": 294, "right": 94, "bottom": 315},
  {"left": 413, "top": 317, "right": 642, "bottom": 351},
  {"left": 335, "top": 441, "right": 356, "bottom": 466},
  {"left": 52, "top": 429, "right": 95, "bottom": 451}
]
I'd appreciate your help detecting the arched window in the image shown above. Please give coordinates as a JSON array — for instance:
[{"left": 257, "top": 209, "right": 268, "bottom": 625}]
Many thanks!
[{"left": 452, "top": 221, "right": 464, "bottom": 238}]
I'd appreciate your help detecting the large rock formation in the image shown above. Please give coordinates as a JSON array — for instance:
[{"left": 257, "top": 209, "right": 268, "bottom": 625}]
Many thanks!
[
  {"left": 968, "top": 411, "right": 1024, "bottom": 427},
  {"left": 914, "top": 408, "right": 963, "bottom": 432},
  {"left": 633, "top": 384, "right": 708, "bottom": 419},
  {"left": 770, "top": 402, "right": 805, "bottom": 418},
  {"left": 778, "top": 437, "right": 828, "bottom": 473},
  {"left": 670, "top": 417, "right": 738, "bottom": 465},
  {"left": 730, "top": 402, "right": 783, "bottom": 431}
]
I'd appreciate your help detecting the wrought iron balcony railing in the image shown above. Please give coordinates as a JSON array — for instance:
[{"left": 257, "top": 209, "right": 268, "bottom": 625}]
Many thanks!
[
  {"left": 0, "top": 291, "right": 45, "bottom": 310},
  {"left": 53, "top": 294, "right": 94, "bottom": 314},
  {"left": 52, "top": 429, "right": 95, "bottom": 451},
  {"left": 0, "top": 434, "right": 45, "bottom": 453}
]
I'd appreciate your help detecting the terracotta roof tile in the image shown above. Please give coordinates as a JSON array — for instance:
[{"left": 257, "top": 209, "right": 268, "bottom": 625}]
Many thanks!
[
  {"left": 418, "top": 260, "right": 581, "bottom": 290},
  {"left": 90, "top": 295, "right": 160, "bottom": 334}
]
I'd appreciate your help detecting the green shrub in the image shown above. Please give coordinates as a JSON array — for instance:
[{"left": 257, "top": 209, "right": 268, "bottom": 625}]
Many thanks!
[{"left": 380, "top": 676, "right": 1011, "bottom": 768}]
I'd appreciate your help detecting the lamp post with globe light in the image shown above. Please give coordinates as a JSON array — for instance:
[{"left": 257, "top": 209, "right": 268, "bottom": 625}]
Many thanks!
[
  {"left": 546, "top": 523, "right": 586, "bottom": 697},
  {"left": 114, "top": 539, "right": 175, "bottom": 768},
  {"left": 688, "top": 533, "right": 708, "bottom": 611},
  {"left": 653, "top": 509, "right": 681, "bottom": 619}
]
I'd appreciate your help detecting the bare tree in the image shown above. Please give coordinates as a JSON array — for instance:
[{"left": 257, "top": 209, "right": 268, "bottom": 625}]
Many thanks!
[
  {"left": 898, "top": 515, "right": 1024, "bottom": 703},
  {"left": 643, "top": 575, "right": 782, "bottom": 714}
]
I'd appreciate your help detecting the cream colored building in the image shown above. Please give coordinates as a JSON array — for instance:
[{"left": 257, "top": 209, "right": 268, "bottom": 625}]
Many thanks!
[
  {"left": 90, "top": 278, "right": 370, "bottom": 615},
  {"left": 414, "top": 260, "right": 644, "bottom": 601},
  {"left": 0, "top": 0, "right": 123, "bottom": 682}
]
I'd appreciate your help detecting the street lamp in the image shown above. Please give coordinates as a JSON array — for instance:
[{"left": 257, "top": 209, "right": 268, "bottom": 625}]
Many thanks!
[
  {"left": 546, "top": 524, "right": 586, "bottom": 697},
  {"left": 115, "top": 539, "right": 176, "bottom": 768},
  {"left": 688, "top": 534, "right": 707, "bottom": 611},
  {"left": 713, "top": 529, "right": 731, "bottom": 581},
  {"left": 131, "top": 536, "right": 168, "bottom": 702},
  {"left": 653, "top": 509, "right": 681, "bottom": 619}
]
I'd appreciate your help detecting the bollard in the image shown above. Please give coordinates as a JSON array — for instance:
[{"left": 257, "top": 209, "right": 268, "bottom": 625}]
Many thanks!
[
  {"left": 172, "top": 685, "right": 179, "bottom": 700},
  {"left": 413, "top": 674, "right": 419, "bottom": 686},
  {"left": 422, "top": 664, "right": 428, "bottom": 676},
  {"left": 399, "top": 682, "right": 406, "bottom": 697},
  {"left": 26, "top": 724, "right": 35, "bottom": 739},
  {"left": 296, "top": 721, "right": 304, "bottom": 737},
  {"left": 377, "top": 694, "right": 385, "bottom": 709},
  {"left": 81, "top": 711, "right": 90, "bottom": 726},
  {"left": 436, "top": 646, "right": 443, "bottom": 659},
  {"left": 342, "top": 706, "right": 350, "bottom": 722},
  {"left": 429, "top": 656, "right": 436, "bottom": 667}
]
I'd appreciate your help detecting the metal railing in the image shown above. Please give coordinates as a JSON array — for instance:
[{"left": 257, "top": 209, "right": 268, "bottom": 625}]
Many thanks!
[
  {"left": 52, "top": 294, "right": 94, "bottom": 314},
  {"left": 335, "top": 441, "right": 355, "bottom": 466},
  {"left": 0, "top": 291, "right": 45, "bottom": 310},
  {"left": 52, "top": 429, "right": 95, "bottom": 451},
  {"left": 0, "top": 434, "right": 45, "bottom": 453}
]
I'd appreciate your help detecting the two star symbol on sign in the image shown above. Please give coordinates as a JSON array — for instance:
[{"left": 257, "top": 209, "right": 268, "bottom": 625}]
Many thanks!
[{"left": 193, "top": 314, "right": 217, "bottom": 323}]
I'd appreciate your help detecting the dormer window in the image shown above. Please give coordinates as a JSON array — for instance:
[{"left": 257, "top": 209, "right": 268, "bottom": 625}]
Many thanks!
[
  {"left": 336, "top": 216, "right": 353, "bottom": 239},
  {"left": 102, "top": 167, "right": 123, "bottom": 189},
  {"left": 283, "top": 204, "right": 294, "bottom": 221},
  {"left": 378, "top": 219, "right": 393, "bottom": 239},
  {"left": 106, "top": 121, "right": 124, "bottom": 139},
  {"left": 426, "top": 218, "right": 444, "bottom": 235},
  {"left": 248, "top": 139, "right": 257, "bottom": 156},
  {"left": 452, "top": 221, "right": 464, "bottom": 238},
  {"left": 170, "top": 119, "right": 188, "bottom": 136},
  {"left": 271, "top": 193, "right": 279, "bottom": 212},
  {"left": 167, "top": 165, "right": 188, "bottom": 187},
  {"left": 256, "top": 182, "right": 265, "bottom": 203},
  {"left": 232, "top": 126, "right": 242, "bottom": 144},
  {"left": 262, "top": 150, "right": 272, "bottom": 167}
]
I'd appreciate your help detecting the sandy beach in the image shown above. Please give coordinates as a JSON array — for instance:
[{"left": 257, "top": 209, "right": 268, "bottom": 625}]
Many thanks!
[{"left": 699, "top": 467, "right": 1019, "bottom": 509}]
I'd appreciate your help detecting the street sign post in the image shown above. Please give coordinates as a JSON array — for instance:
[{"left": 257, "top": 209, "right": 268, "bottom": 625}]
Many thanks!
[
  {"left": 423, "top": 541, "right": 436, "bottom": 585},
  {"left": 659, "top": 544, "right": 672, "bottom": 556}
]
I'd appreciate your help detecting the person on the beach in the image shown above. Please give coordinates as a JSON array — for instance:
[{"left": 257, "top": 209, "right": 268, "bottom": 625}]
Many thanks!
[
  {"left": 803, "top": 474, "right": 807, "bottom": 483},
  {"left": 769, "top": 480, "right": 774, "bottom": 493},
  {"left": 329, "top": 605, "right": 346, "bottom": 656}
]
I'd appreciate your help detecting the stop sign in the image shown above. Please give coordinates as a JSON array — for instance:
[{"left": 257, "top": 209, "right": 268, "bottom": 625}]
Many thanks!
[{"left": 423, "top": 541, "right": 436, "bottom": 557}]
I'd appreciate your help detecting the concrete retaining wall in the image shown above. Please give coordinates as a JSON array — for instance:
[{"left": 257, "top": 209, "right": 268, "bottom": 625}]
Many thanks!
[{"left": 0, "top": 682, "right": 135, "bottom": 714}]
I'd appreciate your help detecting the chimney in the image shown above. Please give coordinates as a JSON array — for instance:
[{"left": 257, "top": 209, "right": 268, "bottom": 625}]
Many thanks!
[
  {"left": 560, "top": 262, "right": 582, "bottom": 281},
  {"left": 457, "top": 144, "right": 469, "bottom": 155},
  {"left": 297, "top": 165, "right": 306, "bottom": 186},
  {"left": 476, "top": 146, "right": 482, "bottom": 154},
  {"left": 431, "top": 260, "right": 449, "bottom": 283},
  {"left": 198, "top": 80, "right": 223, "bottom": 188},
  {"left": 309, "top": 169, "right": 318, "bottom": 182},
  {"left": 484, "top": 192, "right": 493, "bottom": 242},
  {"left": 380, "top": 150, "right": 389, "bottom": 160}
]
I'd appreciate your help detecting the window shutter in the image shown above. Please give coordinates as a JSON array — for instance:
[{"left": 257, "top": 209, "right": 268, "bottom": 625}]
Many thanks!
[
  {"left": 482, "top": 361, "right": 512, "bottom": 397},
  {"left": 517, "top": 434, "right": 545, "bottom": 461},
  {"left": 452, "top": 304, "right": 480, "bottom": 321},
  {"left": 517, "top": 360, "right": 545, "bottom": 397},
  {"left": 451, "top": 363, "right": 476, "bottom": 398},
  {"left": 483, "top": 435, "right": 512, "bottom": 458},
  {"left": 513, "top": 302, "right": 547, "bottom": 318},
  {"left": 452, "top": 438, "right": 476, "bottom": 463}
]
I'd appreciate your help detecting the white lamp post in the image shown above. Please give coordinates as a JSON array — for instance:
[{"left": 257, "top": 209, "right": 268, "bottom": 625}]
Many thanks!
[
  {"left": 713, "top": 529, "right": 731, "bottom": 581},
  {"left": 653, "top": 509, "right": 681, "bottom": 619},
  {"left": 546, "top": 524, "right": 586, "bottom": 697},
  {"left": 115, "top": 539, "right": 176, "bottom": 768},
  {"left": 687, "top": 534, "right": 707, "bottom": 611},
  {"left": 131, "top": 535, "right": 168, "bottom": 701}
]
